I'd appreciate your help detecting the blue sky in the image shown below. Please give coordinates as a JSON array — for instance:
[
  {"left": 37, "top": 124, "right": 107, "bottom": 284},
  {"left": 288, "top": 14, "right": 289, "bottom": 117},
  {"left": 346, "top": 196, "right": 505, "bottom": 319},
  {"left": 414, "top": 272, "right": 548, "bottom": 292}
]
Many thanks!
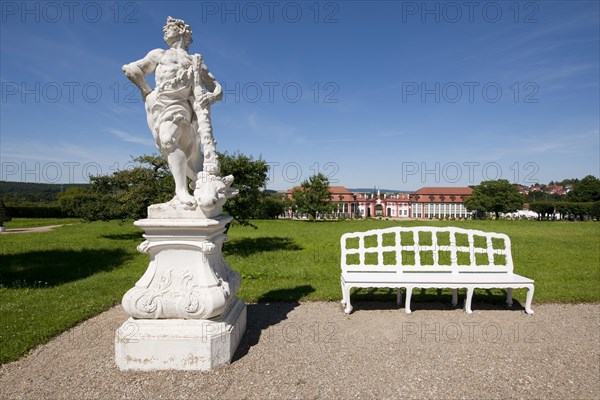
[{"left": 1, "top": 0, "right": 598, "bottom": 191}]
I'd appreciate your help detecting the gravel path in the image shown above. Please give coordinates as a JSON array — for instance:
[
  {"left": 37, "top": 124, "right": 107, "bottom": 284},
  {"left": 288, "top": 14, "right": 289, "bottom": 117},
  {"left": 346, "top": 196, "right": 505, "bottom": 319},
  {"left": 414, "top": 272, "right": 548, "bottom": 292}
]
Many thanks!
[{"left": 1, "top": 302, "right": 598, "bottom": 399}]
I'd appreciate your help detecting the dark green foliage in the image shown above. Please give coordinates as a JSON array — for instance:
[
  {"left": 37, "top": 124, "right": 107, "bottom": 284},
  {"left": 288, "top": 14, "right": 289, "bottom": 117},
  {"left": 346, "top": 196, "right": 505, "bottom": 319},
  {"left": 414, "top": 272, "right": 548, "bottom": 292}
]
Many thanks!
[
  {"left": 256, "top": 194, "right": 286, "bottom": 219},
  {"left": 528, "top": 201, "right": 556, "bottom": 219},
  {"left": 57, "top": 153, "right": 274, "bottom": 223},
  {"left": 590, "top": 201, "right": 600, "bottom": 219},
  {"left": 219, "top": 152, "right": 270, "bottom": 224},
  {"left": 529, "top": 200, "right": 600, "bottom": 221},
  {"left": 291, "top": 173, "right": 334, "bottom": 219},
  {"left": 0, "top": 199, "right": 12, "bottom": 226},
  {"left": 6, "top": 205, "right": 63, "bottom": 219},
  {"left": 555, "top": 201, "right": 599, "bottom": 220},
  {"left": 0, "top": 181, "right": 88, "bottom": 203},
  {"left": 57, "top": 155, "right": 173, "bottom": 221},
  {"left": 567, "top": 175, "right": 600, "bottom": 202},
  {"left": 526, "top": 191, "right": 563, "bottom": 203},
  {"left": 465, "top": 180, "right": 524, "bottom": 219}
]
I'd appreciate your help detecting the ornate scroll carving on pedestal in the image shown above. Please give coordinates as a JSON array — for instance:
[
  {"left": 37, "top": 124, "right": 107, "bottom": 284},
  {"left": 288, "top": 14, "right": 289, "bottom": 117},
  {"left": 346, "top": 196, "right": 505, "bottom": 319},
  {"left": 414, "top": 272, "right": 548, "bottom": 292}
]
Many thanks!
[{"left": 122, "top": 228, "right": 241, "bottom": 320}]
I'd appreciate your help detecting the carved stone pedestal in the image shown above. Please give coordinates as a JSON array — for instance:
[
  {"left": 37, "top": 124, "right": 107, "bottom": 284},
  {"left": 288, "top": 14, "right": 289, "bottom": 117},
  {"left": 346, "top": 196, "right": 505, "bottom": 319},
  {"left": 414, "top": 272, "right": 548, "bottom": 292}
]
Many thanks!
[{"left": 114, "top": 215, "right": 246, "bottom": 371}]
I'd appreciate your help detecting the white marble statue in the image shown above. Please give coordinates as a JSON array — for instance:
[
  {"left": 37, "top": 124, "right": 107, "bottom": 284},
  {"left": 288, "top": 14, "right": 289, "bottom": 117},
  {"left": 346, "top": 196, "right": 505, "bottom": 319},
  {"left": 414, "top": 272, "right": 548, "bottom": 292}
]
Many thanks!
[
  {"left": 122, "top": 16, "right": 234, "bottom": 212},
  {"left": 116, "top": 17, "right": 246, "bottom": 371}
]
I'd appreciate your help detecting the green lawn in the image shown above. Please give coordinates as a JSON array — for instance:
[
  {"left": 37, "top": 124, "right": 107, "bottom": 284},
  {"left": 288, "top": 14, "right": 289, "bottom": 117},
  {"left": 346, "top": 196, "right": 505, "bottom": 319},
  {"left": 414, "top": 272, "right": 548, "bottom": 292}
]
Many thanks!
[
  {"left": 0, "top": 218, "right": 598, "bottom": 364},
  {"left": 4, "top": 218, "right": 81, "bottom": 229},
  {"left": 0, "top": 221, "right": 147, "bottom": 364}
]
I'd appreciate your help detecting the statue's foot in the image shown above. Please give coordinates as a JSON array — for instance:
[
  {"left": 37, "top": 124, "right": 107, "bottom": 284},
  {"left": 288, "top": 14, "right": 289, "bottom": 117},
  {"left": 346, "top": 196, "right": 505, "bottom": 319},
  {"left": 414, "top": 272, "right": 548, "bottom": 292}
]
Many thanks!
[{"left": 176, "top": 191, "right": 197, "bottom": 208}]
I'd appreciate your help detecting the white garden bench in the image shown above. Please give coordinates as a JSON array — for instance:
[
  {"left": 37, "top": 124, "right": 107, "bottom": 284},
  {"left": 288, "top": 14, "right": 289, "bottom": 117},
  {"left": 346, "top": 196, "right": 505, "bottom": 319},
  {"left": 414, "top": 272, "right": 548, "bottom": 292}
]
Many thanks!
[{"left": 340, "top": 227, "right": 534, "bottom": 314}]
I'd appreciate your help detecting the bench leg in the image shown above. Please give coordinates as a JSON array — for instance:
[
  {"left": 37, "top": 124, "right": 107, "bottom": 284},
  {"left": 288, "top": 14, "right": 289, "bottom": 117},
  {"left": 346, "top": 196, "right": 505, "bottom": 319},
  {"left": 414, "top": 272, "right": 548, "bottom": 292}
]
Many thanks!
[
  {"left": 465, "top": 288, "right": 474, "bottom": 314},
  {"left": 340, "top": 278, "right": 346, "bottom": 306},
  {"left": 452, "top": 289, "right": 458, "bottom": 307},
  {"left": 506, "top": 288, "right": 513, "bottom": 307},
  {"left": 396, "top": 288, "right": 403, "bottom": 306},
  {"left": 525, "top": 285, "right": 534, "bottom": 315},
  {"left": 343, "top": 284, "right": 353, "bottom": 314},
  {"left": 405, "top": 287, "right": 413, "bottom": 314}
]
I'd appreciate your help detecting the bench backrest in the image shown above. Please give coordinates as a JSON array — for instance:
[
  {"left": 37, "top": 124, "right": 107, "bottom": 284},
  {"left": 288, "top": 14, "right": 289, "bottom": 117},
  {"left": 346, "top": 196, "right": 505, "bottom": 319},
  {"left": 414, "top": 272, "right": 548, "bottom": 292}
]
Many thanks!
[{"left": 341, "top": 226, "right": 513, "bottom": 274}]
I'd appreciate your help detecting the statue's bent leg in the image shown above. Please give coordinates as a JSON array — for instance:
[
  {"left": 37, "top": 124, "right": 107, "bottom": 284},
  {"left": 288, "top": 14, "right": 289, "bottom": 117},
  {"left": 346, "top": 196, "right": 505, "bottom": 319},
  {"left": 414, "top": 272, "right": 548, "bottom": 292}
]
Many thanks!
[
  {"left": 159, "top": 120, "right": 196, "bottom": 206},
  {"left": 177, "top": 120, "right": 203, "bottom": 185}
]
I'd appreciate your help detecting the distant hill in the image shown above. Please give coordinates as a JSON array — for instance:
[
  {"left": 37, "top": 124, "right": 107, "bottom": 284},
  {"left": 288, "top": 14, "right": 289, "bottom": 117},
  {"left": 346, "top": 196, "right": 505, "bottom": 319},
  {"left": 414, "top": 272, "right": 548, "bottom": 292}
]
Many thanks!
[{"left": 0, "top": 181, "right": 89, "bottom": 203}]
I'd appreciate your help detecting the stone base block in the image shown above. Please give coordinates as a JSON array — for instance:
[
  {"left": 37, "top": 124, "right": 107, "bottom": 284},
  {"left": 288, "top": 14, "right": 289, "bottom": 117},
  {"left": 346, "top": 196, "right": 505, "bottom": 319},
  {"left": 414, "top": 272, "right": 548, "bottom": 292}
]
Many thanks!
[{"left": 115, "top": 298, "right": 246, "bottom": 371}]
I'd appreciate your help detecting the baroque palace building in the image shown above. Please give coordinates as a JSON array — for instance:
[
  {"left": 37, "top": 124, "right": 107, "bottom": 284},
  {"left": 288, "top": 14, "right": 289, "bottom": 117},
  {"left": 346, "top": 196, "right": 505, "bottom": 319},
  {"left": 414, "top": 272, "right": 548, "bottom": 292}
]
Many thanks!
[
  {"left": 284, "top": 186, "right": 473, "bottom": 219},
  {"left": 410, "top": 187, "right": 473, "bottom": 219}
]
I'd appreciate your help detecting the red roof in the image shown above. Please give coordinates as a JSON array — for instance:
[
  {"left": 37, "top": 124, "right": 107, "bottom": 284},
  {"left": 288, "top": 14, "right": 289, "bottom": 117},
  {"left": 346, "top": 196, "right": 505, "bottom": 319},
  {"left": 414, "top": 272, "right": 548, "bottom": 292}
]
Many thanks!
[
  {"left": 285, "top": 186, "right": 472, "bottom": 204},
  {"left": 410, "top": 187, "right": 472, "bottom": 203},
  {"left": 329, "top": 186, "right": 355, "bottom": 202},
  {"left": 413, "top": 187, "right": 473, "bottom": 195}
]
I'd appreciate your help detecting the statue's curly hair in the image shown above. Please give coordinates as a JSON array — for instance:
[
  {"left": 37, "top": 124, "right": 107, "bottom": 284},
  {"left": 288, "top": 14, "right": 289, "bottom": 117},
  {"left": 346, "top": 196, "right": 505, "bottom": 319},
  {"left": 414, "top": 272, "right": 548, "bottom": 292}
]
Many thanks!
[{"left": 163, "top": 16, "right": 193, "bottom": 48}]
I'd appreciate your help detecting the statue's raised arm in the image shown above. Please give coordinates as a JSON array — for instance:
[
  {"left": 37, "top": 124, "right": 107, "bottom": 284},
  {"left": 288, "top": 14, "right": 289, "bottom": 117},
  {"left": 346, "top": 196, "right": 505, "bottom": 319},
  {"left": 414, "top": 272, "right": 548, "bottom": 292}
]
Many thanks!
[{"left": 192, "top": 55, "right": 222, "bottom": 108}]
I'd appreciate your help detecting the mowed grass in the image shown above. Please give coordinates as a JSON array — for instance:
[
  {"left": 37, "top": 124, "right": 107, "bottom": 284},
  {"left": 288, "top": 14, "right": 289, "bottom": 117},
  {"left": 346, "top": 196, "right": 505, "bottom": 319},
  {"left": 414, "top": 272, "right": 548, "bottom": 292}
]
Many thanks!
[
  {"left": 0, "top": 221, "right": 147, "bottom": 364},
  {"left": 0, "top": 218, "right": 598, "bottom": 364},
  {"left": 4, "top": 218, "right": 81, "bottom": 229}
]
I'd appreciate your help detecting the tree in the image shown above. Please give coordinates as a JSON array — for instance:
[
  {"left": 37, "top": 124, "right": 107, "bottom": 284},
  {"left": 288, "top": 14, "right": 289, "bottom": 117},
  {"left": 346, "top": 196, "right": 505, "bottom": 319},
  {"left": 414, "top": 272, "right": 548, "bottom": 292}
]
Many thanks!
[
  {"left": 527, "top": 190, "right": 562, "bottom": 203},
  {"left": 567, "top": 175, "right": 600, "bottom": 202},
  {"left": 219, "top": 152, "right": 269, "bottom": 224},
  {"left": 58, "top": 155, "right": 174, "bottom": 221},
  {"left": 292, "top": 173, "right": 333, "bottom": 219},
  {"left": 529, "top": 201, "right": 555, "bottom": 220},
  {"left": 256, "top": 193, "right": 286, "bottom": 219},
  {"left": 58, "top": 152, "right": 271, "bottom": 223},
  {"left": 465, "top": 180, "right": 524, "bottom": 219},
  {"left": 0, "top": 198, "right": 12, "bottom": 228}
]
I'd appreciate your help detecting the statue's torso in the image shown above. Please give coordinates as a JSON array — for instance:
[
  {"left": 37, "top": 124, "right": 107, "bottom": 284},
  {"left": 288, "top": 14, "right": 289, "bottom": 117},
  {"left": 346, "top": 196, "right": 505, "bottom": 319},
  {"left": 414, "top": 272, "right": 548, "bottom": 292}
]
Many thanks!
[{"left": 155, "top": 48, "right": 194, "bottom": 92}]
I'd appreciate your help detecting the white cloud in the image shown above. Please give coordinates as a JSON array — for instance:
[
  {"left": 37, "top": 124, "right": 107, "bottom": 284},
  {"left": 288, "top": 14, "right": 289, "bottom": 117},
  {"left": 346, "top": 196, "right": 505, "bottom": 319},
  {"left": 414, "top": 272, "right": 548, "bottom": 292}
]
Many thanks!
[{"left": 107, "top": 129, "right": 154, "bottom": 147}]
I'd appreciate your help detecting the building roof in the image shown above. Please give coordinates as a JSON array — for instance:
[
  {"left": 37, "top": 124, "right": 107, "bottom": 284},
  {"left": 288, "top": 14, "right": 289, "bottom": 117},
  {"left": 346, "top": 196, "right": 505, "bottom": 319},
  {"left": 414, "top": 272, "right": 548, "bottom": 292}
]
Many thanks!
[
  {"left": 329, "top": 186, "right": 354, "bottom": 195},
  {"left": 285, "top": 186, "right": 472, "bottom": 203},
  {"left": 412, "top": 187, "right": 473, "bottom": 195},
  {"left": 410, "top": 187, "right": 473, "bottom": 203}
]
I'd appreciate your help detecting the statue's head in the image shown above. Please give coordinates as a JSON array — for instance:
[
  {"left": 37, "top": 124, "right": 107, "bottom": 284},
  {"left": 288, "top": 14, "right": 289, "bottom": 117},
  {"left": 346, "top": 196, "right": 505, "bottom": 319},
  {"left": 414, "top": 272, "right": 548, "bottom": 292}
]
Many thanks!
[{"left": 163, "top": 16, "right": 192, "bottom": 50}]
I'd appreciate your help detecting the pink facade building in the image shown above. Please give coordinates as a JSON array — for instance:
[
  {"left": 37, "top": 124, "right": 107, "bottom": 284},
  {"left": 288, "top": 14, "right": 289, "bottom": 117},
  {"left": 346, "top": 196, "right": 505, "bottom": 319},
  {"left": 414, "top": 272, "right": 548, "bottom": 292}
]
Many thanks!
[{"left": 284, "top": 186, "right": 473, "bottom": 219}]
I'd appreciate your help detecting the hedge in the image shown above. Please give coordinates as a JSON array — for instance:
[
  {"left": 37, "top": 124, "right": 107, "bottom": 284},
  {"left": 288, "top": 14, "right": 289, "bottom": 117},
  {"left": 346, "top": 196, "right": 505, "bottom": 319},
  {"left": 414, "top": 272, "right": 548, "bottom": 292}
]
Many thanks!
[
  {"left": 6, "top": 205, "right": 65, "bottom": 218},
  {"left": 528, "top": 201, "right": 600, "bottom": 220}
]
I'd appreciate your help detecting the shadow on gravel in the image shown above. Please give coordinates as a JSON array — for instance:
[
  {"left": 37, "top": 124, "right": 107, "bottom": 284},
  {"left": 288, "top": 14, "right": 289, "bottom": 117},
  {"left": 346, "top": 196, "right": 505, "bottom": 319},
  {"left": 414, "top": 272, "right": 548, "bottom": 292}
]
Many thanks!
[
  {"left": 350, "top": 288, "right": 527, "bottom": 313},
  {"left": 233, "top": 285, "right": 315, "bottom": 363}
]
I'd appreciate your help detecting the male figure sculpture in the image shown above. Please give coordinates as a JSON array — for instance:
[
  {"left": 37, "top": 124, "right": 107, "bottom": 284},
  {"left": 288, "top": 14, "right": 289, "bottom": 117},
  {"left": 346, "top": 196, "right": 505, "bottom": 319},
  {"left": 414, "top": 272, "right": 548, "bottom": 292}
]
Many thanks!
[
  {"left": 123, "top": 17, "right": 228, "bottom": 208},
  {"left": 116, "top": 17, "right": 245, "bottom": 372}
]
